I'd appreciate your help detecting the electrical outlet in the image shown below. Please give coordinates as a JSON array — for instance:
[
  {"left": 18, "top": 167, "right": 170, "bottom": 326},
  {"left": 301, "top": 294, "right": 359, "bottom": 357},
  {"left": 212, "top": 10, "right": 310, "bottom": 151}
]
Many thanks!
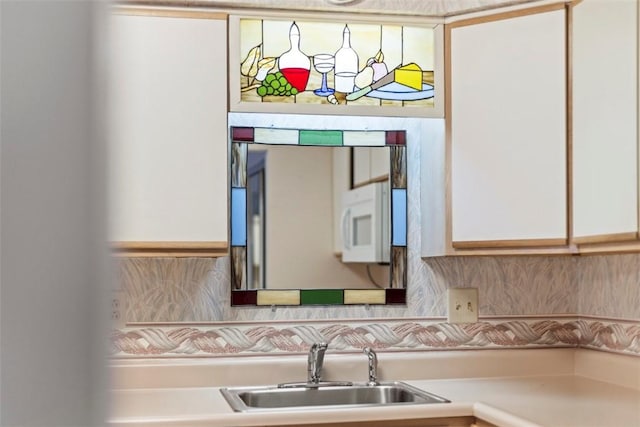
[
  {"left": 447, "top": 288, "right": 478, "bottom": 324},
  {"left": 112, "top": 290, "right": 126, "bottom": 329}
]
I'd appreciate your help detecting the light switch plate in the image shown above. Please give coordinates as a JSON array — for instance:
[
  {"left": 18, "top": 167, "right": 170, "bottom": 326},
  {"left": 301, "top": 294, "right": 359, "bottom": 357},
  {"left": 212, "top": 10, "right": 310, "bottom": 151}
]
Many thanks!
[{"left": 447, "top": 288, "right": 478, "bottom": 324}]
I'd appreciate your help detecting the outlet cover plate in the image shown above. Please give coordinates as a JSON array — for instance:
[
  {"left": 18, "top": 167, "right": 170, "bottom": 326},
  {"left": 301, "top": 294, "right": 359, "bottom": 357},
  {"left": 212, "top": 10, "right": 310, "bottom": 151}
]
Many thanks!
[
  {"left": 447, "top": 288, "right": 478, "bottom": 324},
  {"left": 112, "top": 289, "right": 126, "bottom": 329}
]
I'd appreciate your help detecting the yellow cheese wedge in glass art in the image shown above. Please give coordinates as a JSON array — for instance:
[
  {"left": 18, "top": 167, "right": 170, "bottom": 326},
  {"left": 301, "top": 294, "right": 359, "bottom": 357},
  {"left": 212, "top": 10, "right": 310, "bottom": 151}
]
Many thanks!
[{"left": 394, "top": 63, "right": 422, "bottom": 90}]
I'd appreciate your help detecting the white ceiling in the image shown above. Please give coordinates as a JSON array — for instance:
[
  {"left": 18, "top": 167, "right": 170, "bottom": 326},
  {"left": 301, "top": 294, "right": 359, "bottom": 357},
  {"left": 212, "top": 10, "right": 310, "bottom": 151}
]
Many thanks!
[{"left": 126, "top": 0, "right": 553, "bottom": 18}]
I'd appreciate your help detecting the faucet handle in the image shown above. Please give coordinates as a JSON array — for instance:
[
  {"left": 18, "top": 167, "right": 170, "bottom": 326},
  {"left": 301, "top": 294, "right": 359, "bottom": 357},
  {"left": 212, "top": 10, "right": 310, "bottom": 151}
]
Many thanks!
[
  {"left": 363, "top": 347, "right": 378, "bottom": 386},
  {"left": 309, "top": 342, "right": 328, "bottom": 361},
  {"left": 307, "top": 342, "right": 328, "bottom": 384},
  {"left": 311, "top": 342, "right": 328, "bottom": 352}
]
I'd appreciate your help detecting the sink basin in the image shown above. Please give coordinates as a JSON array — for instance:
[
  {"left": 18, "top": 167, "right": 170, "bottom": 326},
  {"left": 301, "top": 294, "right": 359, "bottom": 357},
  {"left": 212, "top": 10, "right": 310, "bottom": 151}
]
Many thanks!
[{"left": 220, "top": 381, "right": 450, "bottom": 412}]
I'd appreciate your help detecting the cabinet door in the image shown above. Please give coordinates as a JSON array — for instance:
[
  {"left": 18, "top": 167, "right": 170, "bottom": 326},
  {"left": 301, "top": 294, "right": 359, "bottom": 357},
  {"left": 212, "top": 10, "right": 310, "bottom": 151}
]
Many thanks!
[
  {"left": 353, "top": 147, "right": 372, "bottom": 187},
  {"left": 449, "top": 8, "right": 567, "bottom": 248},
  {"left": 332, "top": 147, "right": 351, "bottom": 253},
  {"left": 370, "top": 146, "right": 390, "bottom": 181},
  {"left": 572, "top": 0, "right": 638, "bottom": 245},
  {"left": 108, "top": 11, "right": 228, "bottom": 256},
  {"left": 353, "top": 147, "right": 390, "bottom": 187}
]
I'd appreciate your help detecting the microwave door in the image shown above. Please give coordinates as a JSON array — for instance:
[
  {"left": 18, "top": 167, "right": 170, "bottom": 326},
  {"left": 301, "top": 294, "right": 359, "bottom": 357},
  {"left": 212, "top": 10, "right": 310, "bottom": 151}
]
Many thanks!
[{"left": 341, "top": 183, "right": 386, "bottom": 263}]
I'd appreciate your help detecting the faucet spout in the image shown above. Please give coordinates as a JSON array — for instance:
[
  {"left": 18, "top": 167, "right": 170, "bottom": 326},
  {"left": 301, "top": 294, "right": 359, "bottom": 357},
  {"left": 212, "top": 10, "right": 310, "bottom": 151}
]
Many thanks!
[
  {"left": 363, "top": 347, "right": 378, "bottom": 386},
  {"left": 307, "top": 342, "right": 328, "bottom": 384}
]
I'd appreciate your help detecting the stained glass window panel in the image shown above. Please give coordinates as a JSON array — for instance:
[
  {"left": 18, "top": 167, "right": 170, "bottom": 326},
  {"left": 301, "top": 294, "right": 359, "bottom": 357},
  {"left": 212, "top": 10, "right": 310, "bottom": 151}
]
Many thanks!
[{"left": 237, "top": 18, "right": 437, "bottom": 108}]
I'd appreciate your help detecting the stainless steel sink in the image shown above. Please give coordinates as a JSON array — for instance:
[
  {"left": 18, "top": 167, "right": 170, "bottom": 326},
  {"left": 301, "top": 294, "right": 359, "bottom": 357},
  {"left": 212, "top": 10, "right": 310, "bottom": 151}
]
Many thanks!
[{"left": 220, "top": 381, "right": 450, "bottom": 412}]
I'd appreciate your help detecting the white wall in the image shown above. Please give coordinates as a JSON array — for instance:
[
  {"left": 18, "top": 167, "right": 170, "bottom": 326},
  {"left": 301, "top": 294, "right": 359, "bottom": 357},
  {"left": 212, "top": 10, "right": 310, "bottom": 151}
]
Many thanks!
[{"left": 1, "top": 1, "right": 108, "bottom": 425}]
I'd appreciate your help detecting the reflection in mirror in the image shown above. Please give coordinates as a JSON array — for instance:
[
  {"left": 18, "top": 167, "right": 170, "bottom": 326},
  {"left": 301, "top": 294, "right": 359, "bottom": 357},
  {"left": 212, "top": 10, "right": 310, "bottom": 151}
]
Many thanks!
[
  {"left": 229, "top": 122, "right": 407, "bottom": 307},
  {"left": 247, "top": 151, "right": 266, "bottom": 289},
  {"left": 246, "top": 144, "right": 390, "bottom": 290}
]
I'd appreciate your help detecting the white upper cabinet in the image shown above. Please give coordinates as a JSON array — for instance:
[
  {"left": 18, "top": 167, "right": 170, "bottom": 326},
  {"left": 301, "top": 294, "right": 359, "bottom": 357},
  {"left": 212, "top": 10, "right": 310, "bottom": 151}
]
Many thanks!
[
  {"left": 108, "top": 12, "right": 228, "bottom": 255},
  {"left": 572, "top": 0, "right": 638, "bottom": 245},
  {"left": 353, "top": 147, "right": 390, "bottom": 187},
  {"left": 448, "top": 8, "right": 567, "bottom": 249}
]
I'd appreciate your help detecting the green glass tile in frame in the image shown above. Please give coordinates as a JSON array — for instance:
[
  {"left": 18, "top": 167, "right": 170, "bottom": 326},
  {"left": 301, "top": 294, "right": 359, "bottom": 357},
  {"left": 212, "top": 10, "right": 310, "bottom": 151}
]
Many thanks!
[
  {"left": 299, "top": 130, "right": 343, "bottom": 146},
  {"left": 300, "top": 289, "right": 344, "bottom": 305}
]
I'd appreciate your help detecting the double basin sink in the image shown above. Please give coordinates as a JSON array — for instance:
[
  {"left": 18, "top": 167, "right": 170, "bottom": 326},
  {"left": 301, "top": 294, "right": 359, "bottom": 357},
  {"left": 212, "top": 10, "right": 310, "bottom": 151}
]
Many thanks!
[{"left": 221, "top": 381, "right": 450, "bottom": 412}]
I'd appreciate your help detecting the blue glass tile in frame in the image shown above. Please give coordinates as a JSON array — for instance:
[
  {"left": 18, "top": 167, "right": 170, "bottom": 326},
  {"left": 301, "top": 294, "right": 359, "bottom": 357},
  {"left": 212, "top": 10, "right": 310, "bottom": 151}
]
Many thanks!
[
  {"left": 392, "top": 189, "right": 407, "bottom": 247},
  {"left": 231, "top": 187, "right": 247, "bottom": 246}
]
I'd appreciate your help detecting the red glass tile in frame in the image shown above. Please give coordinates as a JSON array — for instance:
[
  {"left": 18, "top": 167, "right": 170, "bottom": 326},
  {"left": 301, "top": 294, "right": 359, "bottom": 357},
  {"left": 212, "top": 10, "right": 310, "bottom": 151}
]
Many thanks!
[
  {"left": 385, "top": 131, "right": 406, "bottom": 146},
  {"left": 231, "top": 290, "right": 257, "bottom": 306},
  {"left": 385, "top": 288, "right": 406, "bottom": 304},
  {"left": 232, "top": 127, "right": 255, "bottom": 142}
]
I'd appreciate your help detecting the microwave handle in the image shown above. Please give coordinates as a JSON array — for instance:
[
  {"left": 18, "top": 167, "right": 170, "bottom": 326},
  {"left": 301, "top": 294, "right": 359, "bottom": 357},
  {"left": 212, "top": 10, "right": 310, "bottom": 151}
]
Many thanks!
[{"left": 341, "top": 208, "right": 351, "bottom": 250}]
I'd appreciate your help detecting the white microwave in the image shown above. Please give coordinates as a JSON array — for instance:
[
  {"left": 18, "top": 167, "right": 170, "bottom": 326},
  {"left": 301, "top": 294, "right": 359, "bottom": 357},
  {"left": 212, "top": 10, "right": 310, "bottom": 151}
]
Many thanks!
[{"left": 340, "top": 181, "right": 389, "bottom": 263}]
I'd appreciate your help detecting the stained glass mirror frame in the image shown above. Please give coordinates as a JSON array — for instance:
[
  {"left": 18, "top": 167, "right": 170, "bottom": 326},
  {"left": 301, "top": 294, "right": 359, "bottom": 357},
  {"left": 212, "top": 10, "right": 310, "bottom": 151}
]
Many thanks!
[{"left": 229, "top": 125, "right": 408, "bottom": 306}]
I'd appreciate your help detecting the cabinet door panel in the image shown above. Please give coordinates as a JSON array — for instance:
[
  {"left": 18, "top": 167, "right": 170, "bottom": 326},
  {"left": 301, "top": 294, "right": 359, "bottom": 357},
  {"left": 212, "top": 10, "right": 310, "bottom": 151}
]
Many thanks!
[
  {"left": 450, "top": 9, "right": 567, "bottom": 243},
  {"left": 370, "top": 146, "right": 390, "bottom": 181},
  {"left": 108, "top": 13, "right": 228, "bottom": 244},
  {"left": 572, "top": 0, "right": 638, "bottom": 241},
  {"left": 333, "top": 147, "right": 351, "bottom": 253},
  {"left": 353, "top": 147, "right": 372, "bottom": 187}
]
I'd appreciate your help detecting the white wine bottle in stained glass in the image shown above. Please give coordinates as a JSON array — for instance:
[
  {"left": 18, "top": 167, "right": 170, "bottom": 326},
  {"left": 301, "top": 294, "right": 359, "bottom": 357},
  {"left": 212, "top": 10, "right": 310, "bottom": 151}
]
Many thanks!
[
  {"left": 278, "top": 22, "right": 311, "bottom": 93},
  {"left": 334, "top": 25, "right": 359, "bottom": 94}
]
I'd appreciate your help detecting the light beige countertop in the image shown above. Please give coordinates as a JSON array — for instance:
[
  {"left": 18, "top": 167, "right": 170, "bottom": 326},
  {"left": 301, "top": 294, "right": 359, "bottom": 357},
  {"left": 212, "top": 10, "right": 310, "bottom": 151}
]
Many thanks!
[
  {"left": 109, "top": 375, "right": 640, "bottom": 427},
  {"left": 109, "top": 349, "right": 640, "bottom": 427}
]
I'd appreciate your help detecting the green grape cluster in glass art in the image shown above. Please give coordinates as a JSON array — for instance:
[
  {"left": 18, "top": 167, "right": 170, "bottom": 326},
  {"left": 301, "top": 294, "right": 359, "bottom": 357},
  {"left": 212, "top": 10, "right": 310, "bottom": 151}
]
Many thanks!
[{"left": 256, "top": 72, "right": 298, "bottom": 97}]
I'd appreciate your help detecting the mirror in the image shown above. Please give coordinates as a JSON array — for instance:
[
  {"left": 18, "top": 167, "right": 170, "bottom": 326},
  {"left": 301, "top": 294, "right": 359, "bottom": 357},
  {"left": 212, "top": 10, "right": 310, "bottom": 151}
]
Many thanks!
[
  {"left": 229, "top": 113, "right": 408, "bottom": 307},
  {"left": 245, "top": 144, "right": 391, "bottom": 290}
]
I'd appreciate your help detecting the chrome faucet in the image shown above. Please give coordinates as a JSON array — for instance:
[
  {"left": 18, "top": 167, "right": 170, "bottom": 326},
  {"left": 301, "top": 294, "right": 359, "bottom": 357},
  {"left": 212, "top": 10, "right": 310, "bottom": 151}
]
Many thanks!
[
  {"left": 363, "top": 347, "right": 378, "bottom": 386},
  {"left": 307, "top": 342, "right": 328, "bottom": 384}
]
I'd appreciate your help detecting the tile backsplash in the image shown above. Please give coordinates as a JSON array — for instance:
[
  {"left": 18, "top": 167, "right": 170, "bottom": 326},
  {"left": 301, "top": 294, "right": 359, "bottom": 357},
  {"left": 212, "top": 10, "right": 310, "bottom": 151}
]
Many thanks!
[
  {"left": 117, "top": 251, "right": 640, "bottom": 323},
  {"left": 113, "top": 253, "right": 640, "bottom": 358},
  {"left": 113, "top": 248, "right": 640, "bottom": 360},
  {"left": 576, "top": 253, "right": 640, "bottom": 319},
  {"left": 118, "top": 255, "right": 582, "bottom": 323}
]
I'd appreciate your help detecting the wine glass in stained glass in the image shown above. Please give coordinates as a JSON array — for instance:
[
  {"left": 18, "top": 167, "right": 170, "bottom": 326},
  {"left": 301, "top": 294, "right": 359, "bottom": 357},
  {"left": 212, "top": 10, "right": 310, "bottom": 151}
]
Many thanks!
[{"left": 313, "top": 54, "right": 335, "bottom": 96}]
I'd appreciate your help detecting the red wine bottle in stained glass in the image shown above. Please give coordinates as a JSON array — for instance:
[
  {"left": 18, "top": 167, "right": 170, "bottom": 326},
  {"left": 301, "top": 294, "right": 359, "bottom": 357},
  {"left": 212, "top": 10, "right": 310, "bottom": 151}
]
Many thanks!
[{"left": 278, "top": 22, "right": 311, "bottom": 92}]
